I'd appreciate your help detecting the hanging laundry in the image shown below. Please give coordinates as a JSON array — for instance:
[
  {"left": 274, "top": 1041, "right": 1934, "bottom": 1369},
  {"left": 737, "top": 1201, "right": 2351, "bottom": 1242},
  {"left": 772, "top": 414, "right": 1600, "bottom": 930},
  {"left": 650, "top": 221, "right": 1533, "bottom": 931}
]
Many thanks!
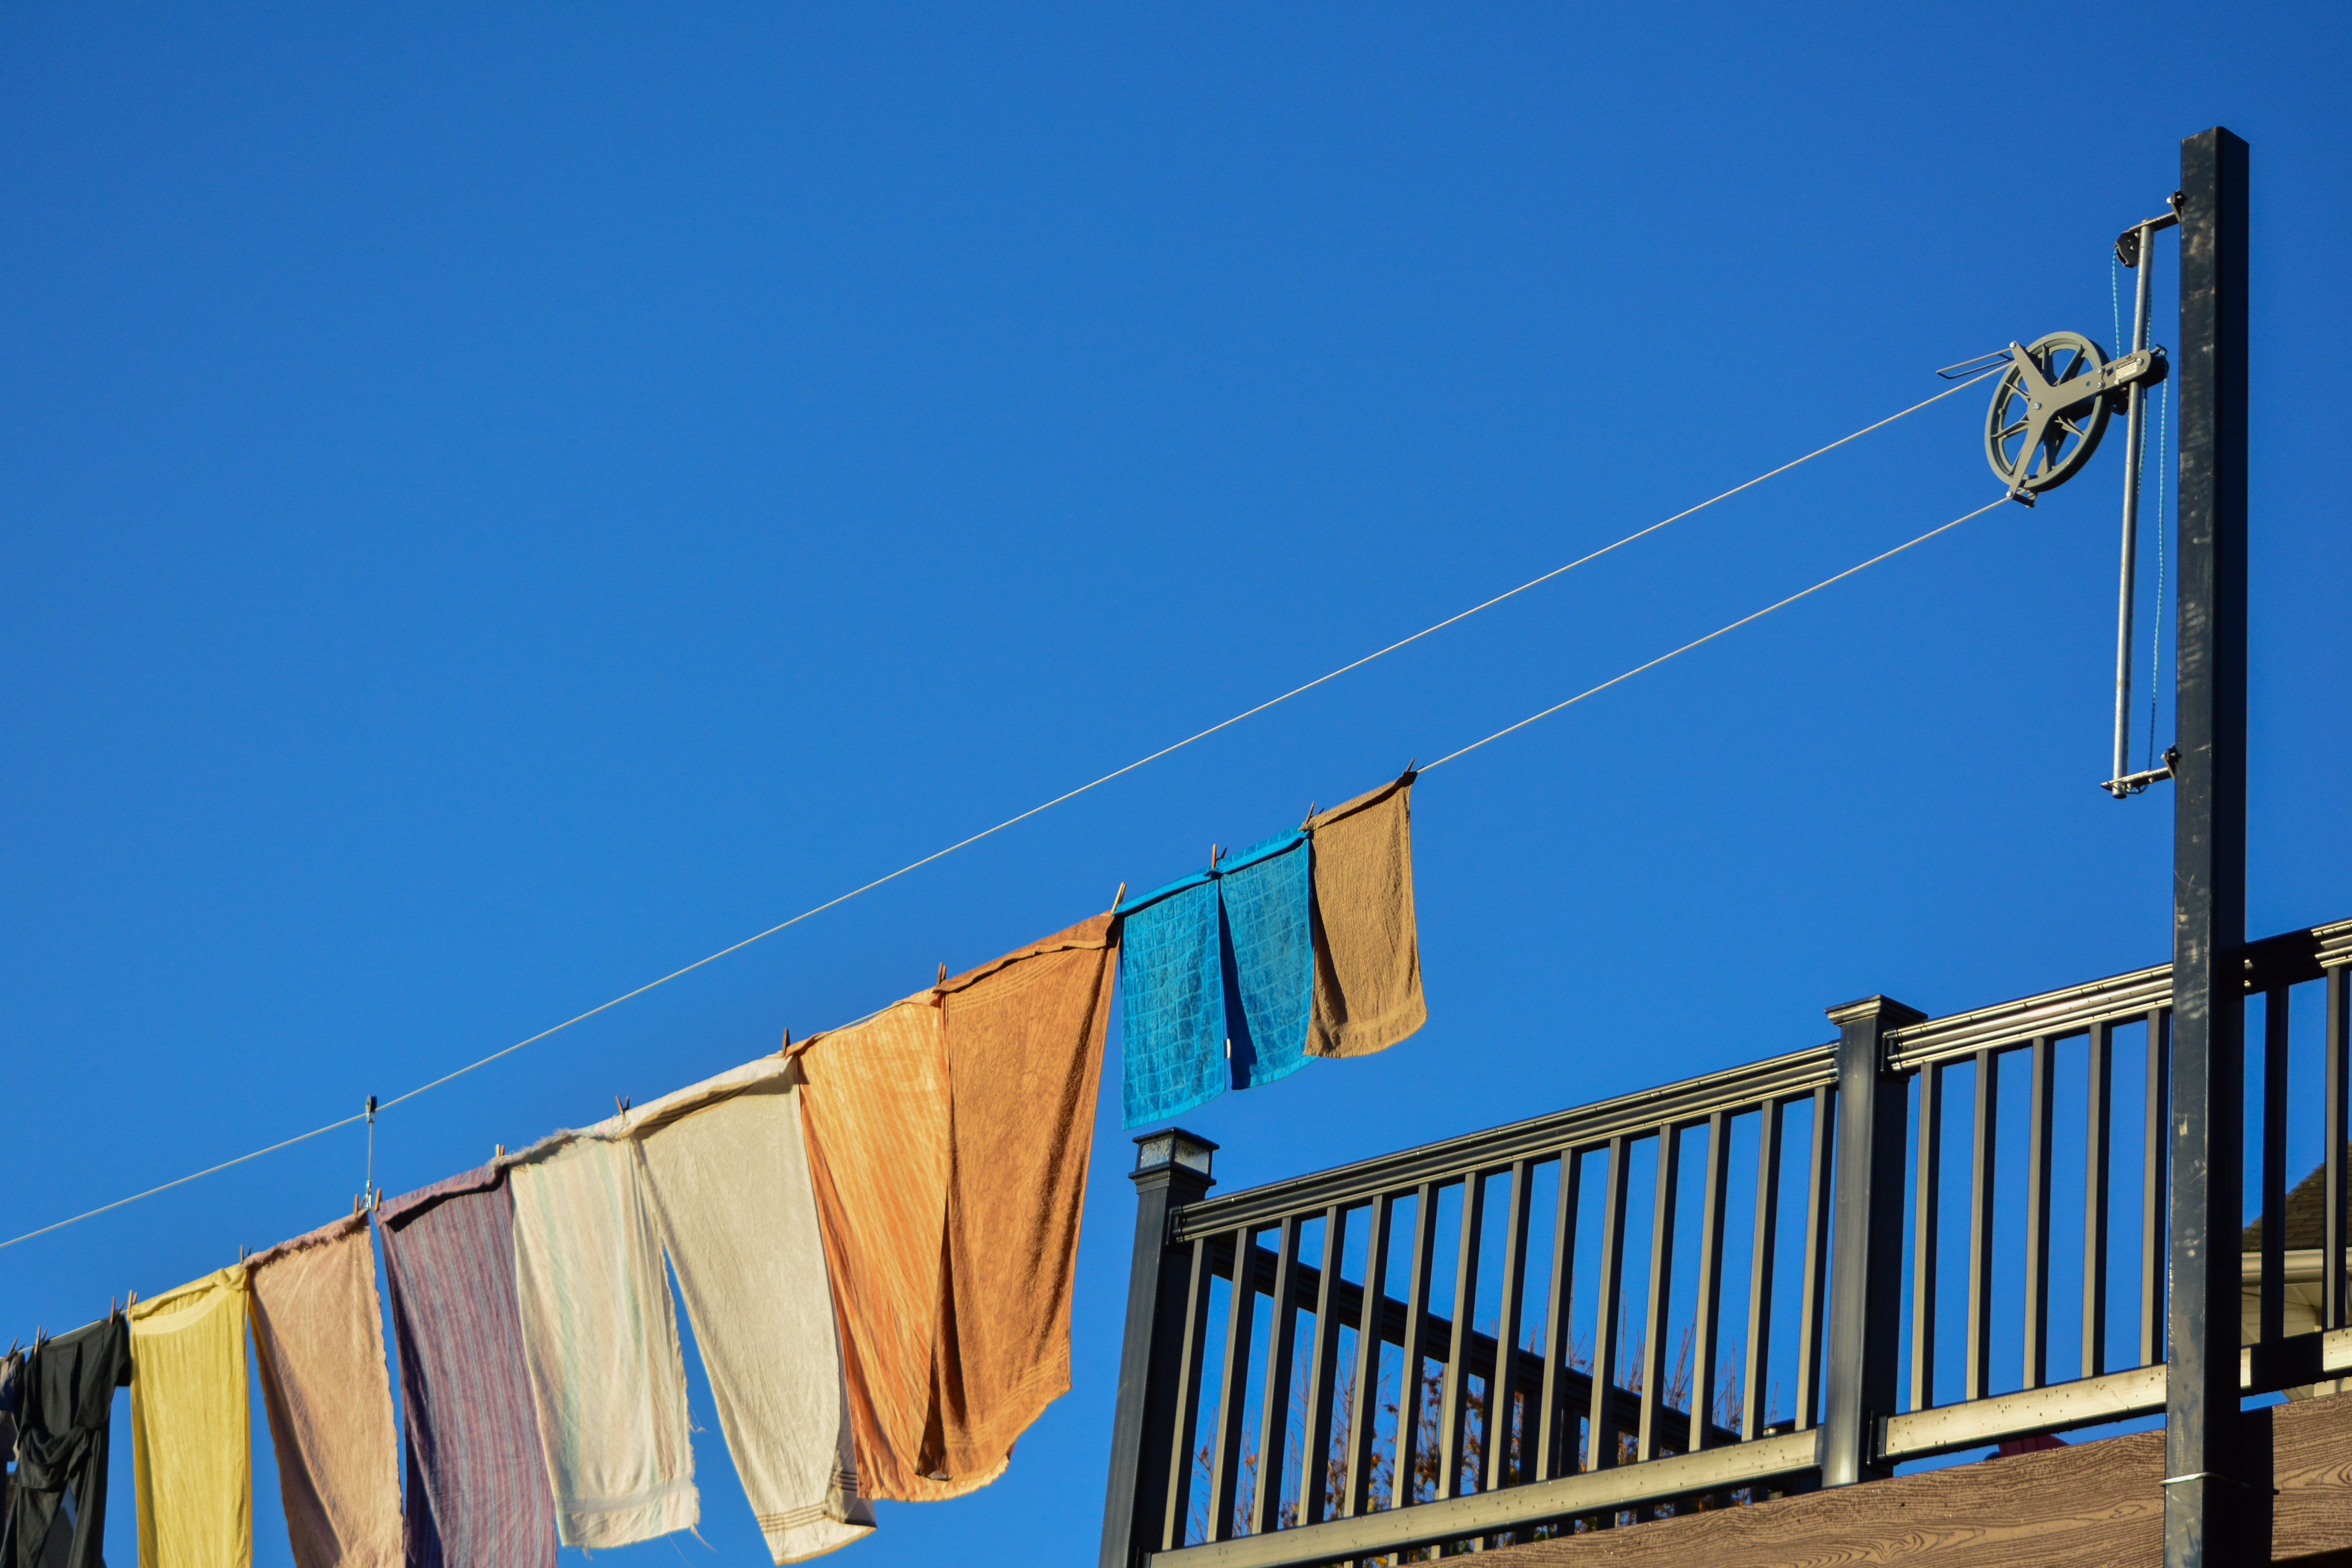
[
  {"left": 506, "top": 1132, "right": 698, "bottom": 1550},
  {"left": 930, "top": 913, "right": 1118, "bottom": 1484},
  {"left": 0, "top": 1349, "right": 19, "bottom": 1513},
  {"left": 0, "top": 1316, "right": 132, "bottom": 1568},
  {"left": 615, "top": 1058, "right": 874, "bottom": 1565},
  {"left": 128, "top": 1266, "right": 252, "bottom": 1568},
  {"left": 1306, "top": 770, "right": 1426, "bottom": 1057},
  {"left": 377, "top": 1166, "right": 557, "bottom": 1568},
  {"left": 1214, "top": 829, "right": 1314, "bottom": 1094},
  {"left": 1118, "top": 831, "right": 1316, "bottom": 1128},
  {"left": 795, "top": 911, "right": 1118, "bottom": 1502},
  {"left": 1117, "top": 869, "right": 1226, "bottom": 1127},
  {"left": 792, "top": 996, "right": 961, "bottom": 1503},
  {"left": 247, "top": 1214, "right": 402, "bottom": 1568}
]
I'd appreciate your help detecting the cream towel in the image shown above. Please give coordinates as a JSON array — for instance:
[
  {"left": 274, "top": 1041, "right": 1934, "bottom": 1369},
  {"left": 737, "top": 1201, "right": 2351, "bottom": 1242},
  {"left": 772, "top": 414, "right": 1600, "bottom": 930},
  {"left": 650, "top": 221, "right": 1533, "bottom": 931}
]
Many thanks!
[
  {"left": 617, "top": 1057, "right": 875, "bottom": 1563},
  {"left": 507, "top": 1132, "right": 699, "bottom": 1548},
  {"left": 129, "top": 1266, "right": 252, "bottom": 1568},
  {"left": 247, "top": 1215, "right": 402, "bottom": 1568}
]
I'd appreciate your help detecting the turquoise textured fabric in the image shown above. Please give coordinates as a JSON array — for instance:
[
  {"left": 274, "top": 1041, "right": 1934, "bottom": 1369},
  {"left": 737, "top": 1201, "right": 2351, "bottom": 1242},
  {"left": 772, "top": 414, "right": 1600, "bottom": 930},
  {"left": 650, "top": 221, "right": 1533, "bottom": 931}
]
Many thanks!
[
  {"left": 1117, "top": 870, "right": 1226, "bottom": 1127},
  {"left": 1217, "top": 830, "right": 1313, "bottom": 1093}
]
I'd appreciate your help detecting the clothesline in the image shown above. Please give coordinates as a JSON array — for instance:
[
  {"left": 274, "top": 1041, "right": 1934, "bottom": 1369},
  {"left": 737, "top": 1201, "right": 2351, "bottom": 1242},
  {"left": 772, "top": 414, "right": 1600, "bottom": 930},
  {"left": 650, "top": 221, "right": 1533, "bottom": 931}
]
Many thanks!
[{"left": 0, "top": 368, "right": 2001, "bottom": 1255}]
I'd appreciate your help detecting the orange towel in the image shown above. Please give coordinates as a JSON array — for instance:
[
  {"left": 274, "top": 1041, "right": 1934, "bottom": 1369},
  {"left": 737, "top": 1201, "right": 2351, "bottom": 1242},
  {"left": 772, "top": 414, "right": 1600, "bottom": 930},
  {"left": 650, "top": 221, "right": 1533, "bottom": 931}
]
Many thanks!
[
  {"left": 795, "top": 998, "right": 960, "bottom": 1502},
  {"left": 1306, "top": 772, "right": 1427, "bottom": 1057},
  {"left": 795, "top": 913, "right": 1118, "bottom": 1502}
]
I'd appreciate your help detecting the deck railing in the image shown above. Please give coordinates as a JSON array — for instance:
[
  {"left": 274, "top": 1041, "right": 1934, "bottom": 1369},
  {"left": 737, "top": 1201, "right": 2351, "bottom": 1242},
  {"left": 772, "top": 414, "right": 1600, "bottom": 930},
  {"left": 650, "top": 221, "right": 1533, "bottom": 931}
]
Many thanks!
[{"left": 1097, "top": 916, "right": 2352, "bottom": 1568}]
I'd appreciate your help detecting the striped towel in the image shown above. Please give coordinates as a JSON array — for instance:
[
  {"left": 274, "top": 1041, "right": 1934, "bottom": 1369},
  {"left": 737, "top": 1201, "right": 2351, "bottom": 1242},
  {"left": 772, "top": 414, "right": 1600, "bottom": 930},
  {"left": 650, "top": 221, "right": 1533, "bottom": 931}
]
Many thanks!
[{"left": 378, "top": 1166, "right": 558, "bottom": 1568}]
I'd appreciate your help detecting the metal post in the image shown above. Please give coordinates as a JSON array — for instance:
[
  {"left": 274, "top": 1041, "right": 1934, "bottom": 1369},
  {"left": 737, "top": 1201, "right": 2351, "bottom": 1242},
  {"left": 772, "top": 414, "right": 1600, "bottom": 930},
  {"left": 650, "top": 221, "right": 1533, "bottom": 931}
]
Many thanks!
[
  {"left": 1102, "top": 1129, "right": 1219, "bottom": 1568},
  {"left": 1821, "top": 995, "right": 1925, "bottom": 1487},
  {"left": 2165, "top": 126, "right": 2250, "bottom": 1568}
]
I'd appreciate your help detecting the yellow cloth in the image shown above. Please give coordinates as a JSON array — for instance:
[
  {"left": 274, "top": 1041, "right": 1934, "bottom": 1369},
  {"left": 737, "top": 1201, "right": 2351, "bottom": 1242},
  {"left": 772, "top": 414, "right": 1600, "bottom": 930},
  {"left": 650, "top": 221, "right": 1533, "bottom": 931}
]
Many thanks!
[
  {"left": 129, "top": 1266, "right": 252, "bottom": 1568},
  {"left": 1305, "top": 771, "right": 1427, "bottom": 1057}
]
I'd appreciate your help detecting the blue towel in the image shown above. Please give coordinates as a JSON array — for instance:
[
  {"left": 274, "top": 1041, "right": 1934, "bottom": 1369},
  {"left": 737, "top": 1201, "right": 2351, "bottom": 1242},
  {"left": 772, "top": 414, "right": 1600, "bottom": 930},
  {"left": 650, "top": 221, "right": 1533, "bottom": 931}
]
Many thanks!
[
  {"left": 1217, "top": 830, "right": 1313, "bottom": 1093},
  {"left": 1119, "top": 869, "right": 1228, "bottom": 1127}
]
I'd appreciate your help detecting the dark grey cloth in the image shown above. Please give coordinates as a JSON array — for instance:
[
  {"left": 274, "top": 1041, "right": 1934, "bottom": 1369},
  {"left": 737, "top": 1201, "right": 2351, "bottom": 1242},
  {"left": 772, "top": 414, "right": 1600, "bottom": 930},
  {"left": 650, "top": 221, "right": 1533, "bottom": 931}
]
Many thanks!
[{"left": 1, "top": 1321, "right": 129, "bottom": 1568}]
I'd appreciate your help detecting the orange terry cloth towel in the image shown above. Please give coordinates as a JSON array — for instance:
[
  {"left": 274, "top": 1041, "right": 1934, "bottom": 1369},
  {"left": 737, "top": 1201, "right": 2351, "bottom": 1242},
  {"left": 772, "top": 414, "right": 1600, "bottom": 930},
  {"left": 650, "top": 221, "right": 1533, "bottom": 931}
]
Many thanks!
[
  {"left": 1306, "top": 771, "right": 1427, "bottom": 1057},
  {"left": 796, "top": 913, "right": 1118, "bottom": 1502},
  {"left": 247, "top": 1215, "right": 403, "bottom": 1568}
]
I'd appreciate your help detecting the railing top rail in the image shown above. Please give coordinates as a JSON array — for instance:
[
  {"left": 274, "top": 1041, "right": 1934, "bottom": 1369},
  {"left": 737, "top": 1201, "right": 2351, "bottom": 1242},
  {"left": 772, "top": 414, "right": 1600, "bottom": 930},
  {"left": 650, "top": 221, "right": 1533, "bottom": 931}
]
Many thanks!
[
  {"left": 1174, "top": 1041, "right": 1835, "bottom": 1242},
  {"left": 1885, "top": 916, "right": 2352, "bottom": 1071},
  {"left": 1171, "top": 918, "right": 2351, "bottom": 1242}
]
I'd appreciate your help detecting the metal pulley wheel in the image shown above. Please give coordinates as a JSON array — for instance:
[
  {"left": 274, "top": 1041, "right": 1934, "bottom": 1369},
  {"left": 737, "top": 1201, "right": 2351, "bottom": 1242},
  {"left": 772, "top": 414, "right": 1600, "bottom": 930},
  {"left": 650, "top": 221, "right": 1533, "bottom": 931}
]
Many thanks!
[{"left": 1984, "top": 332, "right": 2116, "bottom": 497}]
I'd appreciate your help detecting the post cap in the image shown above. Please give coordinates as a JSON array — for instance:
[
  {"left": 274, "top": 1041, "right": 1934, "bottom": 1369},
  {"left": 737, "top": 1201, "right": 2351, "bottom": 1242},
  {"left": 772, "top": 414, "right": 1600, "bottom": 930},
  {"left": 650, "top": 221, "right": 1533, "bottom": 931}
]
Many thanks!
[
  {"left": 1824, "top": 995, "right": 1927, "bottom": 1029},
  {"left": 1132, "top": 1127, "right": 1217, "bottom": 1181}
]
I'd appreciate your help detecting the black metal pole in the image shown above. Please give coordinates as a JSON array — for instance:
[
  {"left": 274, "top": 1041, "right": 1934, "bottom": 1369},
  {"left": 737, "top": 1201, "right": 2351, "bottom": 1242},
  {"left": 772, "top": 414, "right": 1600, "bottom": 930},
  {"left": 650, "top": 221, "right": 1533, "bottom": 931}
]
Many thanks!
[
  {"left": 2165, "top": 125, "right": 2250, "bottom": 1568},
  {"left": 1101, "top": 1132, "right": 1218, "bottom": 1568},
  {"left": 1820, "top": 994, "right": 1923, "bottom": 1487}
]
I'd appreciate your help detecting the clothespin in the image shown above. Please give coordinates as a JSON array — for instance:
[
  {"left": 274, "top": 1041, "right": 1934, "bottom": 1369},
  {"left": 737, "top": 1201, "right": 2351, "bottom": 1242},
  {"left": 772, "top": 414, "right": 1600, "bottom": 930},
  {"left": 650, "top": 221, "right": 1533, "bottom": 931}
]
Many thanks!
[
  {"left": 1403, "top": 757, "right": 1418, "bottom": 776},
  {"left": 614, "top": 1094, "right": 631, "bottom": 1117},
  {"left": 1111, "top": 881, "right": 1126, "bottom": 912},
  {"left": 937, "top": 962, "right": 948, "bottom": 987},
  {"left": 1209, "top": 843, "right": 1223, "bottom": 871},
  {"left": 778, "top": 1026, "right": 792, "bottom": 1057},
  {"left": 353, "top": 1193, "right": 364, "bottom": 1217},
  {"left": 371, "top": 1190, "right": 383, "bottom": 1214},
  {"left": 494, "top": 1143, "right": 506, "bottom": 1160}
]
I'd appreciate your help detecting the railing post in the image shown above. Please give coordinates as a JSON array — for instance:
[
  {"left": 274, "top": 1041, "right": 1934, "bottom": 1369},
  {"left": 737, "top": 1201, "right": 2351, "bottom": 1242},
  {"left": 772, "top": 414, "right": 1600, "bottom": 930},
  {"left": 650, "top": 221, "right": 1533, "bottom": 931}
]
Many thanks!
[
  {"left": 1820, "top": 995, "right": 1924, "bottom": 1487},
  {"left": 2168, "top": 124, "right": 2251, "bottom": 1568},
  {"left": 1101, "top": 1129, "right": 1219, "bottom": 1568}
]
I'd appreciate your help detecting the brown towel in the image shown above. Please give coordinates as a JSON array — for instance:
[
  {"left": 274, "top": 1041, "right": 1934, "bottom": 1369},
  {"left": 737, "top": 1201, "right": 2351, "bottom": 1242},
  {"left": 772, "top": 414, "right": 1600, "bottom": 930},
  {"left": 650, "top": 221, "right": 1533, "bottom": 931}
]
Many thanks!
[
  {"left": 932, "top": 913, "right": 1118, "bottom": 1480},
  {"left": 1306, "top": 772, "right": 1427, "bottom": 1057},
  {"left": 795, "top": 913, "right": 1118, "bottom": 1502},
  {"left": 247, "top": 1215, "right": 403, "bottom": 1568}
]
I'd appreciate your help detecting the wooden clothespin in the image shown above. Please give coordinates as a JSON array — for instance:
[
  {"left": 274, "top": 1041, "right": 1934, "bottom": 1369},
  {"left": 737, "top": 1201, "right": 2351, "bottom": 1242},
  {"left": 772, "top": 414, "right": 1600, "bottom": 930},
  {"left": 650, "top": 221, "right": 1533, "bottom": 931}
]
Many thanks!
[
  {"left": 353, "top": 1193, "right": 365, "bottom": 1217},
  {"left": 937, "top": 962, "right": 948, "bottom": 987},
  {"left": 1111, "top": 881, "right": 1126, "bottom": 912},
  {"left": 1403, "top": 757, "right": 1418, "bottom": 776},
  {"left": 1209, "top": 843, "right": 1223, "bottom": 871},
  {"left": 371, "top": 1190, "right": 383, "bottom": 1214},
  {"left": 777, "top": 1026, "right": 792, "bottom": 1057},
  {"left": 494, "top": 1144, "right": 506, "bottom": 1160},
  {"left": 614, "top": 1094, "right": 631, "bottom": 1117}
]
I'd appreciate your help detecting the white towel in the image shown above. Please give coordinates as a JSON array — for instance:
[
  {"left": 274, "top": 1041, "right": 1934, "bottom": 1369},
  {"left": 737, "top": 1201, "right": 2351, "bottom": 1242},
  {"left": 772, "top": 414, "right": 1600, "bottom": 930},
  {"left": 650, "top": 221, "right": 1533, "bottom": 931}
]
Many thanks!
[
  {"left": 617, "top": 1056, "right": 875, "bottom": 1564},
  {"left": 507, "top": 1132, "right": 699, "bottom": 1548}
]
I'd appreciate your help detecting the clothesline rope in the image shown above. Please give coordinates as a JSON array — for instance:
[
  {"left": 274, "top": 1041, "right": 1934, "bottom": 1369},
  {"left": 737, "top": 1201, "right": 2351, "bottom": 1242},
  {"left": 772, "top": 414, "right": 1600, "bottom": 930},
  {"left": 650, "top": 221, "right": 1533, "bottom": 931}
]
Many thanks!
[
  {"left": 0, "top": 369, "right": 1998, "bottom": 1255},
  {"left": 1419, "top": 494, "right": 2013, "bottom": 771}
]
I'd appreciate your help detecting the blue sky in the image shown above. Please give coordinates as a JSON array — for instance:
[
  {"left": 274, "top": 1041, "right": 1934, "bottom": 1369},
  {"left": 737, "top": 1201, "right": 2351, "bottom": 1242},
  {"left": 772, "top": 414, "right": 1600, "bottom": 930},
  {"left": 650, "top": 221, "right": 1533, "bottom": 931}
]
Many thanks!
[{"left": 5, "top": 4, "right": 2350, "bottom": 1563}]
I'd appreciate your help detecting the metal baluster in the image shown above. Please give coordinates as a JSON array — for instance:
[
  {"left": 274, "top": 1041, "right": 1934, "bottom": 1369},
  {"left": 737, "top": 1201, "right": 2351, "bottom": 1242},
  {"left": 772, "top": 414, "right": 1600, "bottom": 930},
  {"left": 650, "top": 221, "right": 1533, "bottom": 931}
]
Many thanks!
[
  {"left": 2263, "top": 987, "right": 2291, "bottom": 1345},
  {"left": 2024, "top": 1035, "right": 2054, "bottom": 1390},
  {"left": 1342, "top": 1193, "right": 1394, "bottom": 1518},
  {"left": 1437, "top": 1174, "right": 1487, "bottom": 1499},
  {"left": 1585, "top": 1136, "right": 1632, "bottom": 1470},
  {"left": 1688, "top": 1110, "right": 1730, "bottom": 1452},
  {"left": 1967, "top": 1047, "right": 2000, "bottom": 1399},
  {"left": 1742, "top": 1100, "right": 1783, "bottom": 1441},
  {"left": 2141, "top": 1007, "right": 2170, "bottom": 1367},
  {"left": 1794, "top": 1086, "right": 1834, "bottom": 1431},
  {"left": 1208, "top": 1228, "right": 1261, "bottom": 1541},
  {"left": 1484, "top": 1160, "right": 1534, "bottom": 1494},
  {"left": 1393, "top": 1184, "right": 1439, "bottom": 1508},
  {"left": 1249, "top": 1216, "right": 1302, "bottom": 1537},
  {"left": 2330, "top": 968, "right": 2349, "bottom": 1331},
  {"left": 1535, "top": 1151, "right": 1583, "bottom": 1480},
  {"left": 1296, "top": 1204, "right": 1349, "bottom": 1527},
  {"left": 1911, "top": 1063, "right": 1943, "bottom": 1413},
  {"left": 1162, "top": 1236, "right": 1216, "bottom": 1551},
  {"left": 2084, "top": 1021, "right": 2115, "bottom": 1379},
  {"left": 1637, "top": 1126, "right": 1682, "bottom": 1461}
]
